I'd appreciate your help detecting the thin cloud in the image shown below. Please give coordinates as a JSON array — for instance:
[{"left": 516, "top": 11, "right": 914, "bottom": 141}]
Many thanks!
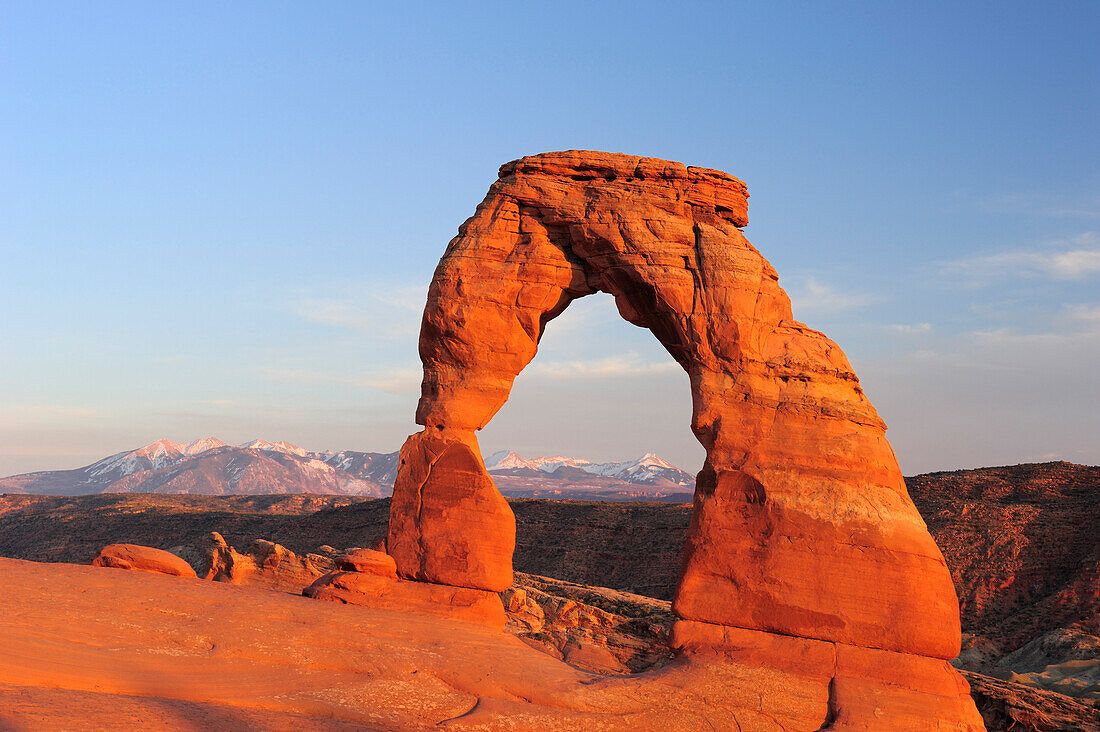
[
  {"left": 355, "top": 367, "right": 422, "bottom": 395},
  {"left": 1049, "top": 209, "right": 1100, "bottom": 218},
  {"left": 527, "top": 352, "right": 679, "bottom": 379},
  {"left": 887, "top": 323, "right": 933, "bottom": 335},
  {"left": 941, "top": 233, "right": 1100, "bottom": 281},
  {"left": 292, "top": 298, "right": 372, "bottom": 330},
  {"left": 259, "top": 365, "right": 423, "bottom": 395},
  {"left": 787, "top": 276, "right": 875, "bottom": 315},
  {"left": 973, "top": 192, "right": 1100, "bottom": 219},
  {"left": 372, "top": 285, "right": 430, "bottom": 312},
  {"left": 4, "top": 404, "right": 105, "bottom": 423},
  {"left": 289, "top": 283, "right": 427, "bottom": 337},
  {"left": 1064, "top": 303, "right": 1100, "bottom": 322},
  {"left": 969, "top": 323, "right": 1100, "bottom": 348}
]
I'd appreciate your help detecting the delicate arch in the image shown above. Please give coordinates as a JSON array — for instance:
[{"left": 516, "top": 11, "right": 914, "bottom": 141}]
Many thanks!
[{"left": 387, "top": 151, "right": 960, "bottom": 660}]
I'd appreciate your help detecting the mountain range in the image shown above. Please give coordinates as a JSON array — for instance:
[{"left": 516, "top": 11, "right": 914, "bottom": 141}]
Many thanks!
[{"left": 0, "top": 439, "right": 695, "bottom": 500}]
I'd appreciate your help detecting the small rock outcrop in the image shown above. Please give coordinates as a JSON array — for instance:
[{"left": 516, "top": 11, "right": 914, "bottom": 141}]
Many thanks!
[
  {"left": 334, "top": 547, "right": 398, "bottom": 576},
  {"left": 386, "top": 150, "right": 981, "bottom": 728},
  {"left": 963, "top": 670, "right": 1100, "bottom": 732},
  {"left": 503, "top": 572, "right": 674, "bottom": 674},
  {"left": 91, "top": 543, "right": 197, "bottom": 578},
  {"left": 202, "top": 532, "right": 333, "bottom": 592}
]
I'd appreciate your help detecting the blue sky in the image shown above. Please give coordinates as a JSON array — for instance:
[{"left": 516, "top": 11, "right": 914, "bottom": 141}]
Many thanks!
[{"left": 1, "top": 2, "right": 1097, "bottom": 476}]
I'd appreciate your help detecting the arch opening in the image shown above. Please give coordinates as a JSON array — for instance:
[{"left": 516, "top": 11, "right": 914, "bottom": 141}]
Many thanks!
[{"left": 479, "top": 291, "right": 702, "bottom": 482}]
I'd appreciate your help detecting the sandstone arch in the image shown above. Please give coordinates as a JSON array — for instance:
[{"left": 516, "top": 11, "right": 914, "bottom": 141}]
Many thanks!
[{"left": 387, "top": 150, "right": 962, "bottom": 662}]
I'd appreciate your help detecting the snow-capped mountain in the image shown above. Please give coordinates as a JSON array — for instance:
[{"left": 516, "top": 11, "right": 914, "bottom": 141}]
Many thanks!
[
  {"left": 0, "top": 440, "right": 695, "bottom": 500},
  {"left": 0, "top": 439, "right": 392, "bottom": 497},
  {"left": 241, "top": 439, "right": 309, "bottom": 457},
  {"left": 484, "top": 450, "right": 693, "bottom": 487}
]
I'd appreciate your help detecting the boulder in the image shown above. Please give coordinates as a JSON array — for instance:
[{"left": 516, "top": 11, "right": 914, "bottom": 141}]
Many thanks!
[{"left": 91, "top": 544, "right": 196, "bottom": 578}]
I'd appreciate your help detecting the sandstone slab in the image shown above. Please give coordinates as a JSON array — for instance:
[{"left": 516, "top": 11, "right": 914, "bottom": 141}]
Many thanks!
[
  {"left": 0, "top": 558, "right": 986, "bottom": 731},
  {"left": 303, "top": 570, "right": 506, "bottom": 629}
]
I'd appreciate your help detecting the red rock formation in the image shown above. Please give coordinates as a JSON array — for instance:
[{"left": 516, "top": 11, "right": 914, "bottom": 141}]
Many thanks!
[
  {"left": 0, "top": 556, "right": 989, "bottom": 730},
  {"left": 387, "top": 431, "right": 514, "bottom": 592},
  {"left": 91, "top": 543, "right": 197, "bottom": 578},
  {"left": 388, "top": 150, "right": 979, "bottom": 726},
  {"left": 202, "top": 532, "right": 332, "bottom": 592},
  {"left": 334, "top": 547, "right": 397, "bottom": 576}
]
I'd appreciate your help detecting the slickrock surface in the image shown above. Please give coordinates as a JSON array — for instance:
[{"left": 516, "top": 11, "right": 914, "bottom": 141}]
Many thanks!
[
  {"left": 91, "top": 543, "right": 197, "bottom": 578},
  {"left": 304, "top": 569, "right": 507, "bottom": 629},
  {"left": 0, "top": 557, "right": 983, "bottom": 731},
  {"left": 2, "top": 476, "right": 1095, "bottom": 727}
]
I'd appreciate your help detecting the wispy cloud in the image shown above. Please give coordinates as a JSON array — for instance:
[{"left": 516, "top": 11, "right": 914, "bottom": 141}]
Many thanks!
[
  {"left": 787, "top": 276, "right": 875, "bottom": 314},
  {"left": 1049, "top": 209, "right": 1100, "bottom": 218},
  {"left": 3, "top": 404, "right": 105, "bottom": 423},
  {"left": 292, "top": 297, "right": 373, "bottom": 330},
  {"left": 527, "top": 352, "right": 679, "bottom": 379},
  {"left": 887, "top": 323, "right": 933, "bottom": 335},
  {"left": 289, "top": 283, "right": 427, "bottom": 337},
  {"left": 1064, "top": 303, "right": 1100, "bottom": 323},
  {"left": 941, "top": 232, "right": 1100, "bottom": 281},
  {"left": 259, "top": 365, "right": 422, "bottom": 395},
  {"left": 357, "top": 367, "right": 422, "bottom": 395}
]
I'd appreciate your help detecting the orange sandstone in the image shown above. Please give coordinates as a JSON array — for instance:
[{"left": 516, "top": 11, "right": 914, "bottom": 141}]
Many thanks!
[
  {"left": 334, "top": 547, "right": 398, "bottom": 576},
  {"left": 0, "top": 557, "right": 984, "bottom": 730},
  {"left": 91, "top": 543, "right": 197, "bottom": 578},
  {"left": 385, "top": 150, "right": 980, "bottom": 727}
]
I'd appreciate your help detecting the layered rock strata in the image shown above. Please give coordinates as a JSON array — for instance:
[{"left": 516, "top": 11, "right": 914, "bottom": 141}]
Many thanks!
[
  {"left": 304, "top": 547, "right": 505, "bottom": 628},
  {"left": 387, "top": 150, "right": 980, "bottom": 726}
]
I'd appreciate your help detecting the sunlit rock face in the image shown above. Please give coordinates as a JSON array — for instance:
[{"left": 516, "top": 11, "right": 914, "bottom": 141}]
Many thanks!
[{"left": 388, "top": 151, "right": 980, "bottom": 726}]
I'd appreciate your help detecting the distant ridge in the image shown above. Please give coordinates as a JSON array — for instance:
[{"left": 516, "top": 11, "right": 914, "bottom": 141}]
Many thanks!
[
  {"left": 483, "top": 450, "right": 694, "bottom": 499},
  {"left": 0, "top": 439, "right": 394, "bottom": 497},
  {"left": 0, "top": 440, "right": 695, "bottom": 499}
]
